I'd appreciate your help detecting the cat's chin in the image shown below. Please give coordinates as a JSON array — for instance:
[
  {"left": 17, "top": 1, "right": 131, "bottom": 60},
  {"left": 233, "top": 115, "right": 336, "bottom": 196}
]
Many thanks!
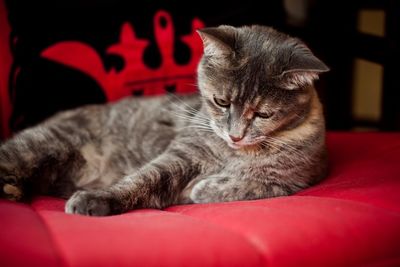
[
  {"left": 227, "top": 142, "right": 243, "bottom": 149},
  {"left": 227, "top": 141, "right": 261, "bottom": 150}
]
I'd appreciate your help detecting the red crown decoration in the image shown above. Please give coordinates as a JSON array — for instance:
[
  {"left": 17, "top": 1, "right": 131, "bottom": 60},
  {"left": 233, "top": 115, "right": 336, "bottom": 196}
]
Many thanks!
[{"left": 41, "top": 10, "right": 205, "bottom": 101}]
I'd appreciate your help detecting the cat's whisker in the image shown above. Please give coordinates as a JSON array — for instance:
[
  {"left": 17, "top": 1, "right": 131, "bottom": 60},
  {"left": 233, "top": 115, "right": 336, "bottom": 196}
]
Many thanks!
[
  {"left": 179, "top": 121, "right": 212, "bottom": 128},
  {"left": 176, "top": 126, "right": 215, "bottom": 134},
  {"left": 170, "top": 113, "right": 211, "bottom": 127},
  {"left": 186, "top": 123, "right": 214, "bottom": 130},
  {"left": 167, "top": 112, "right": 209, "bottom": 120},
  {"left": 184, "top": 82, "right": 199, "bottom": 87},
  {"left": 271, "top": 140, "right": 306, "bottom": 157},
  {"left": 168, "top": 108, "right": 209, "bottom": 121},
  {"left": 177, "top": 126, "right": 214, "bottom": 131},
  {"left": 268, "top": 142, "right": 304, "bottom": 160},
  {"left": 169, "top": 112, "right": 209, "bottom": 122},
  {"left": 176, "top": 120, "right": 213, "bottom": 129},
  {"left": 171, "top": 105, "right": 210, "bottom": 121},
  {"left": 262, "top": 138, "right": 295, "bottom": 154},
  {"left": 167, "top": 102, "right": 198, "bottom": 114},
  {"left": 264, "top": 137, "right": 312, "bottom": 164},
  {"left": 260, "top": 140, "right": 283, "bottom": 153},
  {"left": 166, "top": 94, "right": 201, "bottom": 114},
  {"left": 255, "top": 142, "right": 267, "bottom": 152},
  {"left": 261, "top": 141, "right": 301, "bottom": 166},
  {"left": 173, "top": 116, "right": 211, "bottom": 127}
]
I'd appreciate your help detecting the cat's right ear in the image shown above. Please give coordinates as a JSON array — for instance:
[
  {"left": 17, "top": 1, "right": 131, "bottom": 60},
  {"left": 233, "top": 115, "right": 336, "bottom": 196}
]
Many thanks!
[{"left": 197, "top": 26, "right": 236, "bottom": 57}]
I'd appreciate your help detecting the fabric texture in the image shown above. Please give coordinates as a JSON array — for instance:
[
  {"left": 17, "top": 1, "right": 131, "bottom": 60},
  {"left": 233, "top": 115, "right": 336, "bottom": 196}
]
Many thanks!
[{"left": 1, "top": 132, "right": 400, "bottom": 267}]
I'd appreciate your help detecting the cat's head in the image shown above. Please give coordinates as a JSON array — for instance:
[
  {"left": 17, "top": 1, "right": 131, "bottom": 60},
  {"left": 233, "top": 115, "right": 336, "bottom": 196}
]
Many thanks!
[{"left": 197, "top": 25, "right": 329, "bottom": 149}]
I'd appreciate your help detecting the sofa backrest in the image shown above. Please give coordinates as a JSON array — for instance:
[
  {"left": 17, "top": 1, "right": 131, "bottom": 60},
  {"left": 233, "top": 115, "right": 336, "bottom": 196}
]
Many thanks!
[
  {"left": 0, "top": 0, "right": 11, "bottom": 139},
  {"left": 0, "top": 0, "right": 285, "bottom": 139}
]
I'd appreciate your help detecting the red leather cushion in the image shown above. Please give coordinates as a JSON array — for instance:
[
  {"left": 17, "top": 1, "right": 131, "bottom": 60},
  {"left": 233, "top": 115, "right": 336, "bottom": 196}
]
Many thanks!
[{"left": 1, "top": 132, "right": 400, "bottom": 267}]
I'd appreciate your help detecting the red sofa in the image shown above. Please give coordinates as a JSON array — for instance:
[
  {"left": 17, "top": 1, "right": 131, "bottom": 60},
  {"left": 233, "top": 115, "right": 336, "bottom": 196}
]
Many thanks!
[{"left": 1, "top": 132, "right": 400, "bottom": 267}]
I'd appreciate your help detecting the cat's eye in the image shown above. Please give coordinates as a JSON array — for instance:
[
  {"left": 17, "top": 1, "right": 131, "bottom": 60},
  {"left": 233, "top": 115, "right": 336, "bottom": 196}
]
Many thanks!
[
  {"left": 255, "top": 111, "right": 274, "bottom": 119},
  {"left": 213, "top": 97, "right": 231, "bottom": 108}
]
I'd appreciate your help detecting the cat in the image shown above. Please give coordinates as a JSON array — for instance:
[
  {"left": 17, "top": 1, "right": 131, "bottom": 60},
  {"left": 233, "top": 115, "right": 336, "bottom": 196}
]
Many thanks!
[{"left": 0, "top": 25, "right": 329, "bottom": 216}]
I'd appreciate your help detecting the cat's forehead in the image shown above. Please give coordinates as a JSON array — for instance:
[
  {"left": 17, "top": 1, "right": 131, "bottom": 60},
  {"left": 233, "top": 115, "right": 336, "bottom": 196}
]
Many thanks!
[
  {"left": 202, "top": 58, "right": 287, "bottom": 101},
  {"left": 227, "top": 60, "right": 282, "bottom": 95},
  {"left": 238, "top": 46, "right": 289, "bottom": 77}
]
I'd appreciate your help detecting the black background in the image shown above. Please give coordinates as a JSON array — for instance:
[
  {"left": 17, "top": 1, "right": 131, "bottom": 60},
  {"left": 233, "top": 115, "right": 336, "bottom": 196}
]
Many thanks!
[{"left": 5, "top": 0, "right": 400, "bottom": 133}]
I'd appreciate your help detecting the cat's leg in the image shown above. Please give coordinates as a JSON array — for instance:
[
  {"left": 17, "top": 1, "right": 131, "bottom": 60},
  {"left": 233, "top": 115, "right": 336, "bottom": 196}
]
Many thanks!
[
  {"left": 188, "top": 175, "right": 292, "bottom": 204},
  {"left": 0, "top": 111, "right": 92, "bottom": 201},
  {"left": 65, "top": 149, "right": 199, "bottom": 216}
]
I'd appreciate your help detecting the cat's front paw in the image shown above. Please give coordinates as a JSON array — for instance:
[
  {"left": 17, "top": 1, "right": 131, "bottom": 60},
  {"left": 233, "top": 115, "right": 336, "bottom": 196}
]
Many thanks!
[
  {"left": 190, "top": 176, "right": 251, "bottom": 204},
  {"left": 190, "top": 178, "right": 224, "bottom": 204},
  {"left": 65, "top": 190, "right": 116, "bottom": 216}
]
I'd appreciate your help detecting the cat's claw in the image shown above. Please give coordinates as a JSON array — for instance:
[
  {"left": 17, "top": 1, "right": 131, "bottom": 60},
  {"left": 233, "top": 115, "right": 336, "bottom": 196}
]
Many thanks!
[{"left": 65, "top": 190, "right": 114, "bottom": 216}]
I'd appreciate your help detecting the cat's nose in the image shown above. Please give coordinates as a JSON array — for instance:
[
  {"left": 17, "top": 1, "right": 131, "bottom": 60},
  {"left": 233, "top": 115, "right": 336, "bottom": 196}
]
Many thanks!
[{"left": 229, "top": 135, "right": 244, "bottom": 142}]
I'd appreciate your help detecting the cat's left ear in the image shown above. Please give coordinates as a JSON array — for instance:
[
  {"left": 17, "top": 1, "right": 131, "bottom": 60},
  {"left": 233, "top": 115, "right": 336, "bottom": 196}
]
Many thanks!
[
  {"left": 197, "top": 26, "right": 236, "bottom": 58},
  {"left": 280, "top": 44, "right": 329, "bottom": 89}
]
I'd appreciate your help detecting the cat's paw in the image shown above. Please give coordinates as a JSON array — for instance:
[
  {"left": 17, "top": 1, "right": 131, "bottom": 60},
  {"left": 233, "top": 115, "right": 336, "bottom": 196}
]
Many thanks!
[
  {"left": 0, "top": 174, "right": 24, "bottom": 201},
  {"left": 190, "top": 176, "right": 245, "bottom": 204},
  {"left": 65, "top": 190, "right": 116, "bottom": 216},
  {"left": 190, "top": 178, "right": 222, "bottom": 204}
]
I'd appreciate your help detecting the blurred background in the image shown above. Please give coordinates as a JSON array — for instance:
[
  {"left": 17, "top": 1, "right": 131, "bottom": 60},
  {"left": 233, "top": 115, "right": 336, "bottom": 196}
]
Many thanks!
[
  {"left": 281, "top": 0, "right": 400, "bottom": 132},
  {"left": 0, "top": 0, "right": 399, "bottom": 141}
]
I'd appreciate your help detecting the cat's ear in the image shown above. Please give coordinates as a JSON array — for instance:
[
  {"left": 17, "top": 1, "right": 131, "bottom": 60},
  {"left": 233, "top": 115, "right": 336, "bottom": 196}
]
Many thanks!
[
  {"left": 197, "top": 26, "right": 236, "bottom": 57},
  {"left": 280, "top": 44, "right": 329, "bottom": 90},
  {"left": 284, "top": 44, "right": 329, "bottom": 74}
]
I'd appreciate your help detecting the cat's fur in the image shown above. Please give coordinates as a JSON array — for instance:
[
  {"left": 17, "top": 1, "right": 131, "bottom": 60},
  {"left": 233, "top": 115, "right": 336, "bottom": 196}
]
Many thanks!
[{"left": 0, "top": 25, "right": 329, "bottom": 216}]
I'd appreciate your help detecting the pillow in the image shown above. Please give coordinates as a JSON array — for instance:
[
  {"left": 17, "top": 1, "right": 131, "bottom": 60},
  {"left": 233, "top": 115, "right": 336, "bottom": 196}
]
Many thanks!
[{"left": 2, "top": 0, "right": 285, "bottom": 136}]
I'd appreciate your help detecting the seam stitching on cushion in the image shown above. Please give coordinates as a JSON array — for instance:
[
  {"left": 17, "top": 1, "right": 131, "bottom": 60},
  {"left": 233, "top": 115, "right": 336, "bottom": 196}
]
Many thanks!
[{"left": 31, "top": 204, "right": 70, "bottom": 267}]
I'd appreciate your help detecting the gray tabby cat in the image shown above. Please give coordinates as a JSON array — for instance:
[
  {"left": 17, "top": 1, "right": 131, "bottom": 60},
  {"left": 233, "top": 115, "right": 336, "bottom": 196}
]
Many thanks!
[{"left": 0, "top": 25, "right": 329, "bottom": 216}]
